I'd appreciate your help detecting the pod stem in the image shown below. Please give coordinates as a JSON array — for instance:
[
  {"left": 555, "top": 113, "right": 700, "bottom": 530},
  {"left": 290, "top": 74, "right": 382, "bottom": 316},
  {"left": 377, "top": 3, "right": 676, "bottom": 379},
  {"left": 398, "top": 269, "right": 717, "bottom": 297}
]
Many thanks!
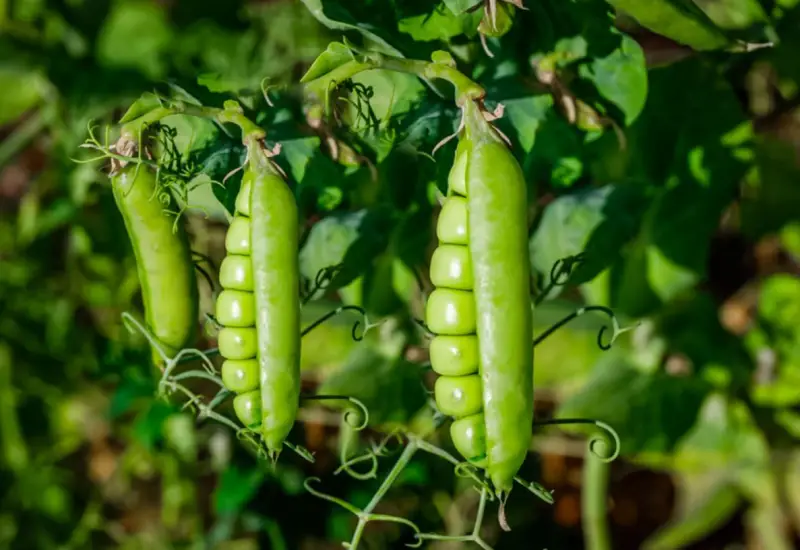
[
  {"left": 119, "top": 99, "right": 265, "bottom": 144},
  {"left": 302, "top": 51, "right": 484, "bottom": 109}
]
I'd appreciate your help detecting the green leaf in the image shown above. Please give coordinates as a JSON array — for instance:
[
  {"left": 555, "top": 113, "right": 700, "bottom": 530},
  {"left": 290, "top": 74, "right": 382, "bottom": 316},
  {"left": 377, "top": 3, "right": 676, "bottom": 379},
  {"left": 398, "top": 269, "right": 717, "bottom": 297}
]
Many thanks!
[
  {"left": 495, "top": 88, "right": 554, "bottom": 154},
  {"left": 300, "top": 41, "right": 355, "bottom": 83},
  {"left": 160, "top": 114, "right": 220, "bottom": 159},
  {"left": 196, "top": 73, "right": 251, "bottom": 95},
  {"left": 274, "top": 136, "right": 322, "bottom": 185},
  {"left": 96, "top": 1, "right": 173, "bottom": 79},
  {"left": 118, "top": 92, "right": 163, "bottom": 125},
  {"left": 341, "top": 68, "right": 427, "bottom": 148},
  {"left": 529, "top": 184, "right": 648, "bottom": 294},
  {"left": 298, "top": 0, "right": 407, "bottom": 56},
  {"left": 299, "top": 210, "right": 367, "bottom": 299},
  {"left": 188, "top": 130, "right": 247, "bottom": 216},
  {"left": 622, "top": 184, "right": 727, "bottom": 312},
  {"left": 0, "top": 69, "right": 46, "bottom": 126},
  {"left": 398, "top": 3, "right": 481, "bottom": 41},
  {"left": 442, "top": 0, "right": 478, "bottom": 14},
  {"left": 513, "top": 108, "right": 584, "bottom": 187},
  {"left": 177, "top": 3, "right": 329, "bottom": 96},
  {"left": 579, "top": 34, "right": 648, "bottom": 125},
  {"left": 604, "top": 58, "right": 753, "bottom": 316},
  {"left": 608, "top": 0, "right": 731, "bottom": 50},
  {"left": 694, "top": 0, "right": 769, "bottom": 29}
]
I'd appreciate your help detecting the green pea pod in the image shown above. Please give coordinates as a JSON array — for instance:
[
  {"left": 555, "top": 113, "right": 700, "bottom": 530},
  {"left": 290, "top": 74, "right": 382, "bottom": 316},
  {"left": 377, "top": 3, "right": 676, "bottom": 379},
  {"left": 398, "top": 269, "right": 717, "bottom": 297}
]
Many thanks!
[
  {"left": 111, "top": 158, "right": 198, "bottom": 366},
  {"left": 426, "top": 100, "right": 533, "bottom": 496},
  {"left": 609, "top": 0, "right": 730, "bottom": 51},
  {"left": 463, "top": 101, "right": 533, "bottom": 494},
  {"left": 215, "top": 142, "right": 300, "bottom": 455},
  {"left": 249, "top": 147, "right": 301, "bottom": 452}
]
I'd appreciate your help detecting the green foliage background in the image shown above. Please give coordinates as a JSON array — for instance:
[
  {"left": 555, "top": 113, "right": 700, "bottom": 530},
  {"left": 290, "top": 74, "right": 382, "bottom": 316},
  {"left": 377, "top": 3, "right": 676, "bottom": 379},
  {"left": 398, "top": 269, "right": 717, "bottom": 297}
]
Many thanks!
[{"left": 1, "top": 0, "right": 800, "bottom": 549}]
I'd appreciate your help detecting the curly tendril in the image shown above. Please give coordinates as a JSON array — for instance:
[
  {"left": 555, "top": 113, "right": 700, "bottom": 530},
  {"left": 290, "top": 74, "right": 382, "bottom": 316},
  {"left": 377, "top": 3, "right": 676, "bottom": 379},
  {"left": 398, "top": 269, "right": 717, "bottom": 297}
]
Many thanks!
[
  {"left": 533, "top": 252, "right": 586, "bottom": 306},
  {"left": 334, "top": 430, "right": 405, "bottom": 481},
  {"left": 302, "top": 263, "right": 345, "bottom": 305},
  {"left": 301, "top": 305, "right": 382, "bottom": 341},
  {"left": 300, "top": 394, "right": 370, "bottom": 431},
  {"left": 534, "top": 418, "right": 621, "bottom": 462},
  {"left": 533, "top": 305, "right": 638, "bottom": 351},
  {"left": 335, "top": 450, "right": 380, "bottom": 480},
  {"left": 551, "top": 252, "right": 585, "bottom": 284}
]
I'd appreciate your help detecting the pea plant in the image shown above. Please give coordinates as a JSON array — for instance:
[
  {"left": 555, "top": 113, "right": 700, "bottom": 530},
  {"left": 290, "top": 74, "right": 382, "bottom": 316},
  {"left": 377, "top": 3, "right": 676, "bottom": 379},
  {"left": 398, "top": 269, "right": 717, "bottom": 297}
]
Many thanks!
[
  {"left": 76, "top": 40, "right": 641, "bottom": 546},
  {"left": 2, "top": 0, "right": 799, "bottom": 549}
]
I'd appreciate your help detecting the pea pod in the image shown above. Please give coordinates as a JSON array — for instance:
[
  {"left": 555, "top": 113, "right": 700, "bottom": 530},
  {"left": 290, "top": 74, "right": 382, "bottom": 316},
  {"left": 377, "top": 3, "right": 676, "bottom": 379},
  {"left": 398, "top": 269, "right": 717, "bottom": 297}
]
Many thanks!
[
  {"left": 215, "top": 143, "right": 300, "bottom": 455},
  {"left": 427, "top": 100, "right": 533, "bottom": 495},
  {"left": 111, "top": 145, "right": 198, "bottom": 367}
]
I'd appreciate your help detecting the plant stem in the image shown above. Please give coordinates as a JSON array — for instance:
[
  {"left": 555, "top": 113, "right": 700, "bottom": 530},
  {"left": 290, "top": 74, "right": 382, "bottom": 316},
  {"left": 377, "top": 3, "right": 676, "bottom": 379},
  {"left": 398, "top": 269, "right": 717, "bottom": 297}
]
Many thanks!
[
  {"left": 365, "top": 439, "right": 418, "bottom": 514},
  {"left": 378, "top": 57, "right": 484, "bottom": 104},
  {"left": 120, "top": 103, "right": 265, "bottom": 143},
  {"left": 349, "top": 439, "right": 419, "bottom": 549},
  {"left": 582, "top": 443, "right": 611, "bottom": 550},
  {"left": 303, "top": 55, "right": 485, "bottom": 107}
]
